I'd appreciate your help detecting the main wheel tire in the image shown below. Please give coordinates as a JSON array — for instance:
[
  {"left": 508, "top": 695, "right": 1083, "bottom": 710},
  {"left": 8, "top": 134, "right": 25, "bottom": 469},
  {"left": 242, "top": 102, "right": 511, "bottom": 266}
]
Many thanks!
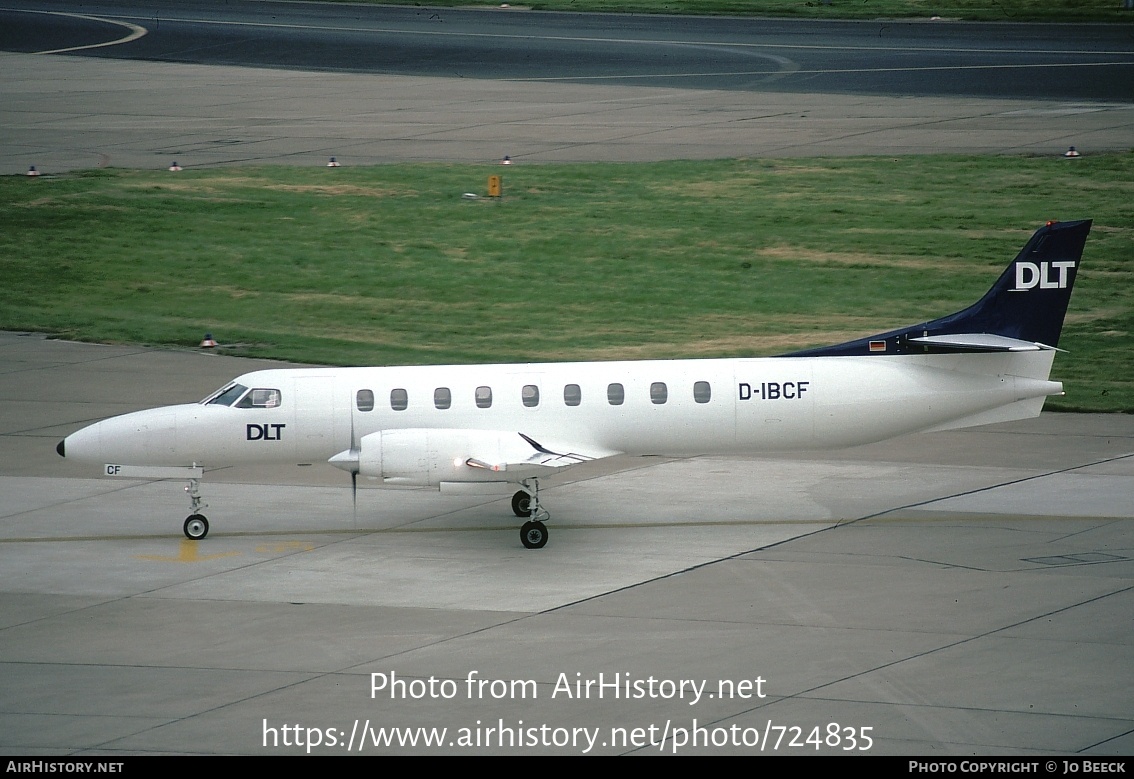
[
  {"left": 511, "top": 490, "right": 531, "bottom": 518},
  {"left": 520, "top": 520, "right": 548, "bottom": 549},
  {"left": 184, "top": 514, "right": 209, "bottom": 540}
]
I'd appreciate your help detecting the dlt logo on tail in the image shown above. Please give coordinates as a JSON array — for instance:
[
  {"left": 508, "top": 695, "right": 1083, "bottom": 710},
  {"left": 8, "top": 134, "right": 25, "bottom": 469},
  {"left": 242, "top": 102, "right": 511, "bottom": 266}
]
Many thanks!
[{"left": 1014, "top": 261, "right": 1075, "bottom": 291}]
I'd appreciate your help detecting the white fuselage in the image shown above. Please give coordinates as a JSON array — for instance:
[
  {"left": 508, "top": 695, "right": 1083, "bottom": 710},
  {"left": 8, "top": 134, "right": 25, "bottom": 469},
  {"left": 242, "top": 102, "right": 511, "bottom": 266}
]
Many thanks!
[{"left": 63, "top": 351, "right": 1061, "bottom": 485}]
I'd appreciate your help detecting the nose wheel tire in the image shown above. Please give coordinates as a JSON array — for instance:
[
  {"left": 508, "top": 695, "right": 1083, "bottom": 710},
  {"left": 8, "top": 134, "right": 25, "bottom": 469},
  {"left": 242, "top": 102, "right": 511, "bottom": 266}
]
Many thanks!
[
  {"left": 184, "top": 514, "right": 209, "bottom": 540},
  {"left": 511, "top": 490, "right": 531, "bottom": 518},
  {"left": 520, "top": 520, "right": 548, "bottom": 549}
]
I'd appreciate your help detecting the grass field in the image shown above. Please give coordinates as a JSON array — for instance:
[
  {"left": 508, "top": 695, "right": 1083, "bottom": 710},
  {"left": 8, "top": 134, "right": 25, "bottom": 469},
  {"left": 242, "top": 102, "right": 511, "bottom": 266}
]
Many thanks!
[
  {"left": 342, "top": 0, "right": 1134, "bottom": 23},
  {"left": 1, "top": 154, "right": 1131, "bottom": 411}
]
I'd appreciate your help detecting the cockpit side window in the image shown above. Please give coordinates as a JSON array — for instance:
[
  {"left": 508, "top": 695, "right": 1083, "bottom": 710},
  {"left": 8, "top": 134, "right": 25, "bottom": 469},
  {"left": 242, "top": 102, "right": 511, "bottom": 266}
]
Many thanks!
[
  {"left": 205, "top": 383, "right": 248, "bottom": 406},
  {"left": 235, "top": 388, "right": 282, "bottom": 408}
]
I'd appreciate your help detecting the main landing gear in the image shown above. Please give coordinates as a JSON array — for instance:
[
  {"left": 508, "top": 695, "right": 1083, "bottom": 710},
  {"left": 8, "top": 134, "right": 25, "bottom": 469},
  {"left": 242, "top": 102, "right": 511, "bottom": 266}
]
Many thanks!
[
  {"left": 513, "top": 478, "right": 549, "bottom": 549},
  {"left": 183, "top": 477, "right": 210, "bottom": 540}
]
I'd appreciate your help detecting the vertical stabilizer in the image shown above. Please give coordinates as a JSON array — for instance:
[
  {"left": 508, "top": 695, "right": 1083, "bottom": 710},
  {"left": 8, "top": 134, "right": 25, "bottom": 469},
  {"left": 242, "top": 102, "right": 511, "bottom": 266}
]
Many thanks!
[{"left": 786, "top": 220, "right": 1091, "bottom": 357}]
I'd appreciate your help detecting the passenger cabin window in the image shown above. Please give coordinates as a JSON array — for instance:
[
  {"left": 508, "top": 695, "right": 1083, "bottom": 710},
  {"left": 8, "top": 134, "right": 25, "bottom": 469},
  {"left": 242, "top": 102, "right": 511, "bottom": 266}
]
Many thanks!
[
  {"left": 564, "top": 384, "right": 581, "bottom": 407},
  {"left": 356, "top": 389, "right": 374, "bottom": 412},
  {"left": 522, "top": 385, "right": 540, "bottom": 408},
  {"left": 475, "top": 386, "right": 493, "bottom": 409},
  {"left": 607, "top": 383, "right": 625, "bottom": 406},
  {"left": 390, "top": 388, "right": 408, "bottom": 411},
  {"left": 434, "top": 387, "right": 452, "bottom": 410},
  {"left": 694, "top": 381, "right": 711, "bottom": 404},
  {"left": 650, "top": 382, "right": 668, "bottom": 405},
  {"left": 236, "top": 388, "right": 281, "bottom": 408},
  {"left": 206, "top": 383, "right": 248, "bottom": 406}
]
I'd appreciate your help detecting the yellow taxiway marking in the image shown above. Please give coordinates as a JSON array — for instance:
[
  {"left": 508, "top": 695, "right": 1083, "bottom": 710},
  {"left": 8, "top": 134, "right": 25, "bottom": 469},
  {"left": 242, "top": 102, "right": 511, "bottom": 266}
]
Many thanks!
[{"left": 136, "top": 538, "right": 240, "bottom": 563}]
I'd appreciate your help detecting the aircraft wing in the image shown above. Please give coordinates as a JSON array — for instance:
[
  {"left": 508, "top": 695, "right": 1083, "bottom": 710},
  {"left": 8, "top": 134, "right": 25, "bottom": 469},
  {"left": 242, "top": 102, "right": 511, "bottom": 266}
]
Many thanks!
[{"left": 464, "top": 432, "right": 622, "bottom": 476}]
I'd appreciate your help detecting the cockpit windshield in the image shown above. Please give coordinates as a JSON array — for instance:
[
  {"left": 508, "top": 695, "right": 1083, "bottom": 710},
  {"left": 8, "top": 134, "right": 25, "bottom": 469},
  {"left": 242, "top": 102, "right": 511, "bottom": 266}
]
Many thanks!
[{"left": 203, "top": 383, "right": 248, "bottom": 406}]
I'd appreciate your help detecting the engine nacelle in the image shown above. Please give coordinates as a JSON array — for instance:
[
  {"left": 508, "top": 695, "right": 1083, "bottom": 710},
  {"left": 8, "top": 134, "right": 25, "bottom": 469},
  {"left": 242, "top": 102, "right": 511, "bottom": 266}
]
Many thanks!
[{"left": 356, "top": 428, "right": 526, "bottom": 487}]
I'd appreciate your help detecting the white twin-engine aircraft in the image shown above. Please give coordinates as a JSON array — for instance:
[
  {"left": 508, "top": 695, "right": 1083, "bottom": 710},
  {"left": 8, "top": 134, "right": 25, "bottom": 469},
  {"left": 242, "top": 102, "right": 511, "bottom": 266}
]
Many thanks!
[{"left": 59, "top": 220, "right": 1091, "bottom": 549}]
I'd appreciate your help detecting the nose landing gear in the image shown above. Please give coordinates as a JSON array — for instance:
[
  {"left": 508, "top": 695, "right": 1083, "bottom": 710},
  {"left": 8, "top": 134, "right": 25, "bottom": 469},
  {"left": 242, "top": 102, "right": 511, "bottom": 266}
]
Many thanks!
[
  {"left": 183, "top": 477, "right": 209, "bottom": 539},
  {"left": 184, "top": 513, "right": 209, "bottom": 540}
]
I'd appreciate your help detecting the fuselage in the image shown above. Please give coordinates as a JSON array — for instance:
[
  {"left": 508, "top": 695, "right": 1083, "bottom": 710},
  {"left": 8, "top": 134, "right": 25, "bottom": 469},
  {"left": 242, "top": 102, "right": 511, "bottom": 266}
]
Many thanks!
[{"left": 61, "top": 351, "right": 1061, "bottom": 476}]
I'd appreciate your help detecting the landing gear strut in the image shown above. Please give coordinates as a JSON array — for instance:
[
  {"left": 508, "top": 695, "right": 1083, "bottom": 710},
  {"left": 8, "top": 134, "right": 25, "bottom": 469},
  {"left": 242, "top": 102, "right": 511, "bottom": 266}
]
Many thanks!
[
  {"left": 515, "top": 478, "right": 549, "bottom": 549},
  {"left": 183, "top": 477, "right": 209, "bottom": 540}
]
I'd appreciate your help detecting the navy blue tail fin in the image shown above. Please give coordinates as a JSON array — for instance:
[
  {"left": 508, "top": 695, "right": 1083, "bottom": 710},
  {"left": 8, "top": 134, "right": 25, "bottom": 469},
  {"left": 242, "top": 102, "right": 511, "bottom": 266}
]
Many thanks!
[{"left": 786, "top": 220, "right": 1091, "bottom": 357}]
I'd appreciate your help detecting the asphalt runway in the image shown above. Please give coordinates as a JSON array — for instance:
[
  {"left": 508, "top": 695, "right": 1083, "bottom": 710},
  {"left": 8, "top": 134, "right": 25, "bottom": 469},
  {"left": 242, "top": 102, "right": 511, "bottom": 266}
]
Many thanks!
[
  {"left": 1, "top": 1, "right": 1132, "bottom": 757},
  {"left": 4, "top": 1, "right": 1134, "bottom": 99},
  {"left": 2, "top": 1, "right": 1133, "bottom": 171}
]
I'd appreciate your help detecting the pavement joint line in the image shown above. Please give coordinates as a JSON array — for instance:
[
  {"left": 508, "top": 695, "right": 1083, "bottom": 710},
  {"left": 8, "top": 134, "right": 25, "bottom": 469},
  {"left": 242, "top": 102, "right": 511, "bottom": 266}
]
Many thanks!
[{"left": 849, "top": 450, "right": 1134, "bottom": 524}]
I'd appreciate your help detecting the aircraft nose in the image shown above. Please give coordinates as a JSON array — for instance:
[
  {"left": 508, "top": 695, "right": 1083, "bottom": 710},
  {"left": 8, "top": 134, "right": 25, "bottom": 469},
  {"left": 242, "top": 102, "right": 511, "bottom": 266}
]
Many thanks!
[
  {"left": 59, "top": 421, "right": 103, "bottom": 463},
  {"left": 59, "top": 406, "right": 192, "bottom": 465}
]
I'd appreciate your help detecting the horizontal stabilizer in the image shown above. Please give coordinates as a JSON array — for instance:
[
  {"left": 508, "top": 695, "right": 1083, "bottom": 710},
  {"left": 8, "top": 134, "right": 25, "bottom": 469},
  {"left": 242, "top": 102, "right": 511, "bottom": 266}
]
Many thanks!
[{"left": 906, "top": 334, "right": 1057, "bottom": 352}]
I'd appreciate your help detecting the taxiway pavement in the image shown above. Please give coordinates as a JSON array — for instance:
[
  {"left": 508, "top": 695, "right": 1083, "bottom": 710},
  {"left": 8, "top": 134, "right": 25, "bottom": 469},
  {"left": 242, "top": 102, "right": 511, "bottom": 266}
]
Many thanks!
[{"left": 1, "top": 332, "right": 1130, "bottom": 755}]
